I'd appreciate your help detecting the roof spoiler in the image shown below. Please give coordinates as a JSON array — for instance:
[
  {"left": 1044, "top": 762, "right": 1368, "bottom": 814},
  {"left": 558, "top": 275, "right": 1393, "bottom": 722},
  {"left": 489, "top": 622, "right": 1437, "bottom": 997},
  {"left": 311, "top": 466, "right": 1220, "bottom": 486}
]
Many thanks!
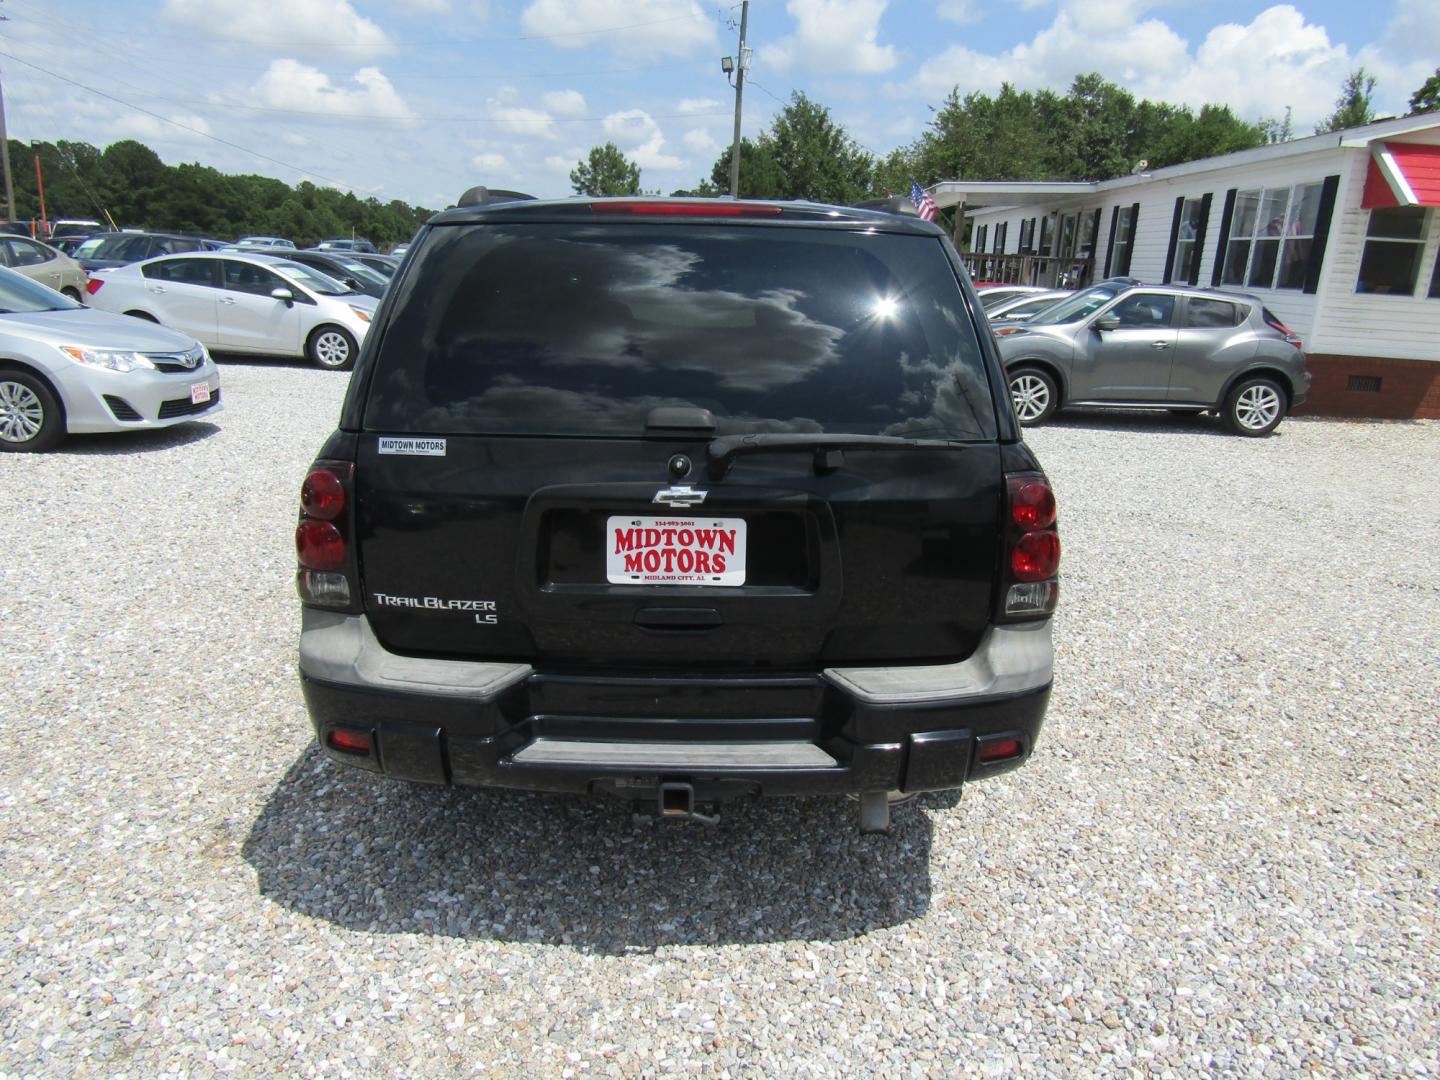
[{"left": 457, "top": 186, "right": 537, "bottom": 207}]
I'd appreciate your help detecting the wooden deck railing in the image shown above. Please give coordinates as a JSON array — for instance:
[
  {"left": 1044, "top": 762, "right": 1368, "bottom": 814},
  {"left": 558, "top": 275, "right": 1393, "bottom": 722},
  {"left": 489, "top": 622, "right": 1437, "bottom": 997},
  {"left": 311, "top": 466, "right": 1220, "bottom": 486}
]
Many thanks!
[{"left": 962, "top": 253, "right": 1095, "bottom": 290}]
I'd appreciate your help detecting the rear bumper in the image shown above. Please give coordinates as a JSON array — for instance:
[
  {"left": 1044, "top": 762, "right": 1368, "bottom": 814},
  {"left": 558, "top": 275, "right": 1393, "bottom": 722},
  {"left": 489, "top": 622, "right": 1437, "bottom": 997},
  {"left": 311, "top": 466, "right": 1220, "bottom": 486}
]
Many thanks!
[{"left": 298, "top": 610, "right": 1052, "bottom": 799}]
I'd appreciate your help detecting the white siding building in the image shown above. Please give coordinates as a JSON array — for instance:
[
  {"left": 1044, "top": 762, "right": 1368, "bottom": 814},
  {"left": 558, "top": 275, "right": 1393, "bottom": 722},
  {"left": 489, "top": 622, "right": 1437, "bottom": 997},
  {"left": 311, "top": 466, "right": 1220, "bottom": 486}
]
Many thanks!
[{"left": 930, "top": 115, "right": 1440, "bottom": 419}]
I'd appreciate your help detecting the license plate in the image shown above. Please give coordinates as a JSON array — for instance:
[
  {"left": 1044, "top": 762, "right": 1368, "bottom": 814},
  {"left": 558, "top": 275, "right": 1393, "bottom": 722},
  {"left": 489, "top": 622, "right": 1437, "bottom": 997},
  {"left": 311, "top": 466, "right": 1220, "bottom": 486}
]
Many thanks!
[
  {"left": 190, "top": 382, "right": 211, "bottom": 405},
  {"left": 606, "top": 516, "right": 746, "bottom": 586}
]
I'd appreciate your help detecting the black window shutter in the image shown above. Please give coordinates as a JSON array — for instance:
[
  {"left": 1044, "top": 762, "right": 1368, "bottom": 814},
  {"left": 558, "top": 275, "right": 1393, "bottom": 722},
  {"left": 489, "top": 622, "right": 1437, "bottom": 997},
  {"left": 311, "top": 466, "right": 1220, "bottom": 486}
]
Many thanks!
[
  {"left": 1303, "top": 174, "right": 1341, "bottom": 295},
  {"left": 1163, "top": 196, "right": 1184, "bottom": 284},
  {"left": 1188, "top": 193, "right": 1212, "bottom": 286},
  {"left": 1210, "top": 189, "right": 1237, "bottom": 287},
  {"left": 1103, "top": 206, "right": 1119, "bottom": 277},
  {"left": 1119, "top": 203, "right": 1139, "bottom": 275}
]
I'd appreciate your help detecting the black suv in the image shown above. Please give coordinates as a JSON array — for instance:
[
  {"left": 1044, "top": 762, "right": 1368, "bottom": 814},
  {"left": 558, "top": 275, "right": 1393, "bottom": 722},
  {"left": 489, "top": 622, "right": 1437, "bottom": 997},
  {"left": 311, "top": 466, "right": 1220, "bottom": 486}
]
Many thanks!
[{"left": 296, "top": 197, "right": 1060, "bottom": 832}]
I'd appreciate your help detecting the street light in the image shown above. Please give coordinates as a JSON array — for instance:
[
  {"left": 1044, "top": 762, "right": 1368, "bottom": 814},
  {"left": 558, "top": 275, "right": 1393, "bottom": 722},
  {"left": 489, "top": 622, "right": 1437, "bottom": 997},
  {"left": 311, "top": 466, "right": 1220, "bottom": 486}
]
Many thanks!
[{"left": 720, "top": 56, "right": 734, "bottom": 74}]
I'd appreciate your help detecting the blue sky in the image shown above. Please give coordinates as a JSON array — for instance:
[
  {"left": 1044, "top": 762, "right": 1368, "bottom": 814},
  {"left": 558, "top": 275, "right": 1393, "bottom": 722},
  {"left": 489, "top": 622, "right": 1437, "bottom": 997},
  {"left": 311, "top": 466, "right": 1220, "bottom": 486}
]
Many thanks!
[{"left": 0, "top": 0, "right": 1435, "bottom": 210}]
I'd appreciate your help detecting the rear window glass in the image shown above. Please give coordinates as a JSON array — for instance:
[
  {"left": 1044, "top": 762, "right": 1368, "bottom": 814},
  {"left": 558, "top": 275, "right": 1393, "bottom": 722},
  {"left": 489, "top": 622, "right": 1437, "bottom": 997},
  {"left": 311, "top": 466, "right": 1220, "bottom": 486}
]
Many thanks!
[{"left": 364, "top": 224, "right": 997, "bottom": 440}]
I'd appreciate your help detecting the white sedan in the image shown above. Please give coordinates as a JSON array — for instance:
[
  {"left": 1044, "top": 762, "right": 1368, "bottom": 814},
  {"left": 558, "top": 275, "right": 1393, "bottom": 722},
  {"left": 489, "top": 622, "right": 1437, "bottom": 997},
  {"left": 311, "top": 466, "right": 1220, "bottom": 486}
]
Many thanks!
[{"left": 86, "top": 252, "right": 377, "bottom": 370}]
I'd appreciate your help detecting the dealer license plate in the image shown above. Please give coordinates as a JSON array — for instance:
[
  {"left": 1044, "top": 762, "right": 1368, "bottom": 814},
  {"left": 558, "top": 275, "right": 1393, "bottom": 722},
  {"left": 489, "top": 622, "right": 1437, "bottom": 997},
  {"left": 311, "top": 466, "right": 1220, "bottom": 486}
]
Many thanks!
[
  {"left": 606, "top": 516, "right": 747, "bottom": 586},
  {"left": 190, "top": 382, "right": 211, "bottom": 405}
]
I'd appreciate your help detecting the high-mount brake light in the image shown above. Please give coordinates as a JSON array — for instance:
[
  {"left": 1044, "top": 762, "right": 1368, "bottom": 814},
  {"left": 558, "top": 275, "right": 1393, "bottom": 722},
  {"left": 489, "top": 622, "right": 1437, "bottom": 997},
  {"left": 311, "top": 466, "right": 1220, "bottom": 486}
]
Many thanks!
[
  {"left": 589, "top": 201, "right": 784, "bottom": 217},
  {"left": 301, "top": 469, "right": 346, "bottom": 520},
  {"left": 85, "top": 278, "right": 104, "bottom": 295}
]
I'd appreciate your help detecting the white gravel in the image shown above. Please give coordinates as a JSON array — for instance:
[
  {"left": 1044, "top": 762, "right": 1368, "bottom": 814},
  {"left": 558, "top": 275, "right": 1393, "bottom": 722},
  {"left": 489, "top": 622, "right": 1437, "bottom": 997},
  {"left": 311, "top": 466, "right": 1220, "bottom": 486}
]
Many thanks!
[{"left": 2, "top": 359, "right": 1437, "bottom": 1078}]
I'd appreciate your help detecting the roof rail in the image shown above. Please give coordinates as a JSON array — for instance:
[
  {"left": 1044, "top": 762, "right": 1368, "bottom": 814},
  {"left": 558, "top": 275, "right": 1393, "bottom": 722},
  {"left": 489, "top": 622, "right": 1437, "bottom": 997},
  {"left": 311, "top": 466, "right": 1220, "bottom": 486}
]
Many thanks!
[{"left": 457, "top": 186, "right": 537, "bottom": 207}]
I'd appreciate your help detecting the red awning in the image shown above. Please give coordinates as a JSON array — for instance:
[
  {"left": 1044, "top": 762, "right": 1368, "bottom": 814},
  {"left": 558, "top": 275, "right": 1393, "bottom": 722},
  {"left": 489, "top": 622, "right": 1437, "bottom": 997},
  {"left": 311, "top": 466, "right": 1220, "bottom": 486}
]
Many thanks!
[{"left": 1361, "top": 141, "right": 1440, "bottom": 209}]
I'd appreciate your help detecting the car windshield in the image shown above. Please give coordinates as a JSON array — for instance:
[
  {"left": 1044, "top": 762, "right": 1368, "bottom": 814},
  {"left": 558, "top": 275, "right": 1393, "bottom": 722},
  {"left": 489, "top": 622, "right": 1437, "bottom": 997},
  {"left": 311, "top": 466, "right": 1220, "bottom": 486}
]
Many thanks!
[
  {"left": 272, "top": 261, "right": 352, "bottom": 296},
  {"left": 1024, "top": 285, "right": 1120, "bottom": 325},
  {"left": 364, "top": 223, "right": 998, "bottom": 441},
  {"left": 0, "top": 270, "right": 80, "bottom": 313},
  {"left": 979, "top": 290, "right": 1026, "bottom": 310},
  {"left": 333, "top": 259, "right": 389, "bottom": 289}
]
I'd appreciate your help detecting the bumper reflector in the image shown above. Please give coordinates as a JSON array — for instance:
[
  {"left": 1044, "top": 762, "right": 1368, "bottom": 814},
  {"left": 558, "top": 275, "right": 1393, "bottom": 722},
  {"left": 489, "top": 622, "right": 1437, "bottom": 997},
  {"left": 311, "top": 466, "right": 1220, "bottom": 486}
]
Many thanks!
[
  {"left": 979, "top": 737, "right": 1022, "bottom": 763},
  {"left": 327, "top": 728, "right": 372, "bottom": 755}
]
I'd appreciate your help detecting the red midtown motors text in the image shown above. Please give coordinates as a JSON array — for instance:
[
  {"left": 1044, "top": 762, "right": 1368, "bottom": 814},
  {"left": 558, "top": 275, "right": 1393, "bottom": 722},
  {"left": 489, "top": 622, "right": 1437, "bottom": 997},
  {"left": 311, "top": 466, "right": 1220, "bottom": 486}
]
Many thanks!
[{"left": 613, "top": 523, "right": 735, "bottom": 575}]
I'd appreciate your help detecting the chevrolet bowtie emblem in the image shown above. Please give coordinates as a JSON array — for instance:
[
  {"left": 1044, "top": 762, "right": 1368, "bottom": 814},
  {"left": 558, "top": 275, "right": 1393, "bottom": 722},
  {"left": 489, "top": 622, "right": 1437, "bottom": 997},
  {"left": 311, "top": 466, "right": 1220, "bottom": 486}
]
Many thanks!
[{"left": 653, "top": 485, "right": 707, "bottom": 508}]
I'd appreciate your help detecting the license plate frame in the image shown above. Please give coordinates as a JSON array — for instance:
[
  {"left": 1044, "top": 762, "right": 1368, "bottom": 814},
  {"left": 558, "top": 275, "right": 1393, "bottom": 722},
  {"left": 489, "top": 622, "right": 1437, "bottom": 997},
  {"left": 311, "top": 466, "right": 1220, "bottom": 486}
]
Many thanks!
[
  {"left": 189, "top": 382, "right": 211, "bottom": 405},
  {"left": 606, "top": 515, "right": 747, "bottom": 587}
]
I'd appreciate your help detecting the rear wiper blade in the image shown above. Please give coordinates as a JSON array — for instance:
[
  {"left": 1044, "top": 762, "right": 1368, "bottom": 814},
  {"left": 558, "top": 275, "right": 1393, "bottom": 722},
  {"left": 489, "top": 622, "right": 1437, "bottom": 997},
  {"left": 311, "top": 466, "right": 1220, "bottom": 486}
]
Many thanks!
[{"left": 706, "top": 433, "right": 965, "bottom": 478}]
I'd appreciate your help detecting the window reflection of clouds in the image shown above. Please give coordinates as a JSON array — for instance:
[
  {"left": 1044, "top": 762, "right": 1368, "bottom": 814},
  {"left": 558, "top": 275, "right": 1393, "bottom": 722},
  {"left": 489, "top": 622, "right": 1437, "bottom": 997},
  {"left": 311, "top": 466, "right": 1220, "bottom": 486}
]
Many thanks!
[{"left": 372, "top": 225, "right": 997, "bottom": 440}]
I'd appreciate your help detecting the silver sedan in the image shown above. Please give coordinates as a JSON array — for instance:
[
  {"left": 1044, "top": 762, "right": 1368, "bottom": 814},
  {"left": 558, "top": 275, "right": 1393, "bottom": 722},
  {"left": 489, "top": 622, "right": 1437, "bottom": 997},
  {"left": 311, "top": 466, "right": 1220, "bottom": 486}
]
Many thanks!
[{"left": 0, "top": 267, "right": 221, "bottom": 453}]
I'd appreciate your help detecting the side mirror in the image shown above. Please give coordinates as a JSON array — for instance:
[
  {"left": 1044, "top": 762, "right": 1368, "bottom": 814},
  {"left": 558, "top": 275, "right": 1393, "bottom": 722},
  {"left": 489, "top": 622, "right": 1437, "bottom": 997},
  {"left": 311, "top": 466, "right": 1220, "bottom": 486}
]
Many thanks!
[
  {"left": 1095, "top": 313, "right": 1120, "bottom": 332},
  {"left": 344, "top": 277, "right": 362, "bottom": 290},
  {"left": 270, "top": 287, "right": 294, "bottom": 306}
]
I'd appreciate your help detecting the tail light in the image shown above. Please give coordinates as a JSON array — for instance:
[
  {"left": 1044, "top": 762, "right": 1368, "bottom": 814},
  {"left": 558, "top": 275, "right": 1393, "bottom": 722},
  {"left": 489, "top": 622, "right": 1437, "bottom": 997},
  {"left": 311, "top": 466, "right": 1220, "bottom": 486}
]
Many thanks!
[
  {"left": 1263, "top": 308, "right": 1303, "bottom": 349},
  {"left": 1001, "top": 472, "right": 1060, "bottom": 619},
  {"left": 85, "top": 278, "right": 104, "bottom": 295},
  {"left": 589, "top": 201, "right": 783, "bottom": 217},
  {"left": 296, "top": 459, "right": 358, "bottom": 609}
]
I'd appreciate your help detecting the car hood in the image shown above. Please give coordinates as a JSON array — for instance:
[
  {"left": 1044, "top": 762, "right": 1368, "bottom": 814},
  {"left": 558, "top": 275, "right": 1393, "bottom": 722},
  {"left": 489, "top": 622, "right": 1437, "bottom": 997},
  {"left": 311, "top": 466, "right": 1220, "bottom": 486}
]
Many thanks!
[{"left": 0, "top": 306, "right": 200, "bottom": 351}]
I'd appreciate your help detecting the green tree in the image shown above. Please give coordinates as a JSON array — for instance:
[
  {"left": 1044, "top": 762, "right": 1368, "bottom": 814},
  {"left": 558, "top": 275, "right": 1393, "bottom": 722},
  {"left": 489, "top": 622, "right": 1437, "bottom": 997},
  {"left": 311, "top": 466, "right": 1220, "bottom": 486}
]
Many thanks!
[
  {"left": 702, "top": 92, "right": 873, "bottom": 202},
  {"left": 570, "top": 143, "right": 641, "bottom": 196},
  {"left": 1316, "top": 69, "right": 1377, "bottom": 134},
  {"left": 1409, "top": 68, "right": 1440, "bottom": 115}
]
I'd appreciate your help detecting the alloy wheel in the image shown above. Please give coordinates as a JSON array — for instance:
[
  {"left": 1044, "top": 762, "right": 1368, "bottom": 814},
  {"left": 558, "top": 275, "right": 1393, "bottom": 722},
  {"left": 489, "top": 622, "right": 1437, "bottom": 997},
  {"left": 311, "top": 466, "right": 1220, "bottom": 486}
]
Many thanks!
[
  {"left": 1010, "top": 373, "right": 1051, "bottom": 422},
  {"left": 0, "top": 379, "right": 44, "bottom": 443},
  {"left": 1235, "top": 384, "right": 1281, "bottom": 431},
  {"left": 314, "top": 331, "right": 351, "bottom": 369}
]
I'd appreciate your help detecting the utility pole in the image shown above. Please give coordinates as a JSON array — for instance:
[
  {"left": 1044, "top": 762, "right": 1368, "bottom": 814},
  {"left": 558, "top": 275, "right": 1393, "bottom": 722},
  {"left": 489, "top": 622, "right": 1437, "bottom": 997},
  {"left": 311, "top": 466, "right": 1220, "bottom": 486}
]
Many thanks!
[
  {"left": 727, "top": 1, "right": 749, "bottom": 198},
  {"left": 0, "top": 66, "right": 16, "bottom": 222}
]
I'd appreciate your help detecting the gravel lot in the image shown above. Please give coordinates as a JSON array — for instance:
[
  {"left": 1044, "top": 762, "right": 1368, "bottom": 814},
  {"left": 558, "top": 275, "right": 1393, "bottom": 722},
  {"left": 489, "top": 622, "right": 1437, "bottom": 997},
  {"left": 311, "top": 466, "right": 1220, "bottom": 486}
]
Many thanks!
[{"left": 2, "top": 359, "right": 1437, "bottom": 1078}]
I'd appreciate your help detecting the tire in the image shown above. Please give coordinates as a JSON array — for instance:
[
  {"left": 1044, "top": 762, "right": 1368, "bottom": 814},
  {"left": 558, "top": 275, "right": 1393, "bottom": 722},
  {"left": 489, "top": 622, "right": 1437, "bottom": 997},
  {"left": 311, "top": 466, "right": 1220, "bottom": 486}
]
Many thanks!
[
  {"left": 1223, "top": 376, "right": 1287, "bottom": 437},
  {"left": 307, "top": 325, "right": 358, "bottom": 371},
  {"left": 1008, "top": 366, "right": 1059, "bottom": 426},
  {"left": 125, "top": 310, "right": 159, "bottom": 322},
  {"left": 0, "top": 369, "right": 65, "bottom": 452},
  {"left": 61, "top": 286, "right": 82, "bottom": 303}
]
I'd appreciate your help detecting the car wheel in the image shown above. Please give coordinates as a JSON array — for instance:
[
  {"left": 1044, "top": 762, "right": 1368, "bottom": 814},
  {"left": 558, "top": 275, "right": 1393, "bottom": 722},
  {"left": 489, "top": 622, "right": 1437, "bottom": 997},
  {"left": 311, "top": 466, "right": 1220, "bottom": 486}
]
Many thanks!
[
  {"left": 125, "top": 310, "right": 159, "bottom": 322},
  {"left": 61, "top": 287, "right": 82, "bottom": 302},
  {"left": 0, "top": 370, "right": 65, "bottom": 453},
  {"left": 1008, "top": 366, "right": 1059, "bottom": 426},
  {"left": 1224, "top": 376, "right": 1287, "bottom": 437},
  {"left": 307, "top": 325, "right": 358, "bottom": 371}
]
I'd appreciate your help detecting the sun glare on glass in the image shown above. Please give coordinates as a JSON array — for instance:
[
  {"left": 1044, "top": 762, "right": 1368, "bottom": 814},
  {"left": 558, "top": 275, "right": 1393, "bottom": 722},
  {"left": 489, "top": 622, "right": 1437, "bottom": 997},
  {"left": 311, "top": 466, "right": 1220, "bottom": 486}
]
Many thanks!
[{"left": 871, "top": 296, "right": 901, "bottom": 320}]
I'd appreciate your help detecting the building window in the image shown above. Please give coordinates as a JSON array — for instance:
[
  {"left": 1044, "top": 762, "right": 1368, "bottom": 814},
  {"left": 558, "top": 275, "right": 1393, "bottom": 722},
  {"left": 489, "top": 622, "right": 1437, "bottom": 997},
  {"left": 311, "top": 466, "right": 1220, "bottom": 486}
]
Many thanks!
[
  {"left": 1171, "top": 197, "right": 1205, "bottom": 283},
  {"left": 1111, "top": 206, "right": 1135, "bottom": 275},
  {"left": 1018, "top": 218, "right": 1034, "bottom": 254},
  {"left": 1078, "top": 210, "right": 1099, "bottom": 259},
  {"left": 1356, "top": 207, "right": 1429, "bottom": 295},
  {"left": 975, "top": 224, "right": 988, "bottom": 254},
  {"left": 1430, "top": 241, "right": 1440, "bottom": 299},
  {"left": 1221, "top": 183, "right": 1323, "bottom": 290},
  {"left": 1039, "top": 216, "right": 1053, "bottom": 256},
  {"left": 994, "top": 222, "right": 1007, "bottom": 254}
]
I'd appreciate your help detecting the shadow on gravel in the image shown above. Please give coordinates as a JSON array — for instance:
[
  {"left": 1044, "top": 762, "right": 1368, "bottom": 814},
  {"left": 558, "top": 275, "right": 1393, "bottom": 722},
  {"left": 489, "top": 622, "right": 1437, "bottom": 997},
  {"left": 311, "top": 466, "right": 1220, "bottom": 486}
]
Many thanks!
[
  {"left": 243, "top": 748, "right": 943, "bottom": 950},
  {"left": 56, "top": 421, "right": 220, "bottom": 455},
  {"left": 1043, "top": 408, "right": 1237, "bottom": 438}
]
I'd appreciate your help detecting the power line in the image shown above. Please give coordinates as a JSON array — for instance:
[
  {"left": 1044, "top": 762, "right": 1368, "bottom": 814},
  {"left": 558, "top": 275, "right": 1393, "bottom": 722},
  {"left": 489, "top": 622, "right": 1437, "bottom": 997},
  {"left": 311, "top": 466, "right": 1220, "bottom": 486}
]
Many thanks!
[{"left": 0, "top": 49, "right": 362, "bottom": 192}]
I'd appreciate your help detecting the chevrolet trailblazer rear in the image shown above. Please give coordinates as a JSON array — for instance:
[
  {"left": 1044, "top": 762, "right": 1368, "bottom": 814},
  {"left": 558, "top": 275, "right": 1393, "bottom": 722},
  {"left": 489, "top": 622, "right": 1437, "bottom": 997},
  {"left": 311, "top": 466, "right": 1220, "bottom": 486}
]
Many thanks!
[{"left": 296, "top": 196, "right": 1059, "bottom": 833}]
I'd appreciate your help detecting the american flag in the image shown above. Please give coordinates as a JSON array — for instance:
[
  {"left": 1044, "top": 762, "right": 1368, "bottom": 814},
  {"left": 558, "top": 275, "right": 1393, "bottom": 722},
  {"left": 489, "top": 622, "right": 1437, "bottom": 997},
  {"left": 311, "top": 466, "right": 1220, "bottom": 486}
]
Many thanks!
[{"left": 909, "top": 180, "right": 938, "bottom": 222}]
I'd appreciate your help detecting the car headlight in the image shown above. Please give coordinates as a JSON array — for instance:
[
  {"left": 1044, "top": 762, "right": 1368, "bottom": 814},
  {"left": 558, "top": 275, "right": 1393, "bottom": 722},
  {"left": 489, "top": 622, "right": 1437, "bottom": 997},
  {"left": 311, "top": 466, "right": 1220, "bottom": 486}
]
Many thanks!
[
  {"left": 348, "top": 305, "right": 372, "bottom": 323},
  {"left": 59, "top": 346, "right": 158, "bottom": 372}
]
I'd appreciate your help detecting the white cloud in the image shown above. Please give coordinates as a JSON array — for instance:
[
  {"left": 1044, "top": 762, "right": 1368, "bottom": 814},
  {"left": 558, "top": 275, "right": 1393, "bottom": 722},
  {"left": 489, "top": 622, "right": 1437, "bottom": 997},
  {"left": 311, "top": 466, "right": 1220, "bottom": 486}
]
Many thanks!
[
  {"left": 901, "top": 3, "right": 1358, "bottom": 130},
  {"left": 472, "top": 152, "right": 512, "bottom": 175},
  {"left": 603, "top": 109, "right": 683, "bottom": 169},
  {"left": 396, "top": 0, "right": 452, "bottom": 11},
  {"left": 677, "top": 98, "right": 724, "bottom": 115},
  {"left": 683, "top": 128, "right": 718, "bottom": 153},
  {"left": 541, "top": 90, "right": 589, "bottom": 117},
  {"left": 936, "top": 0, "right": 977, "bottom": 23},
  {"left": 519, "top": 0, "right": 715, "bottom": 57},
  {"left": 764, "top": 0, "right": 897, "bottom": 75},
  {"left": 163, "top": 0, "right": 392, "bottom": 59},
  {"left": 282, "top": 132, "right": 310, "bottom": 147},
  {"left": 253, "top": 60, "right": 415, "bottom": 120}
]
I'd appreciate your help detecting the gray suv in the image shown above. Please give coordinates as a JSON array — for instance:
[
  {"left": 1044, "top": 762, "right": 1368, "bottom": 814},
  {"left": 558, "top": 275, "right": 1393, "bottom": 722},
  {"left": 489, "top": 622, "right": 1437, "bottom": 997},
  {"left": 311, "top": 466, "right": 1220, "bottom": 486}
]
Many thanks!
[{"left": 993, "top": 283, "right": 1310, "bottom": 436}]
